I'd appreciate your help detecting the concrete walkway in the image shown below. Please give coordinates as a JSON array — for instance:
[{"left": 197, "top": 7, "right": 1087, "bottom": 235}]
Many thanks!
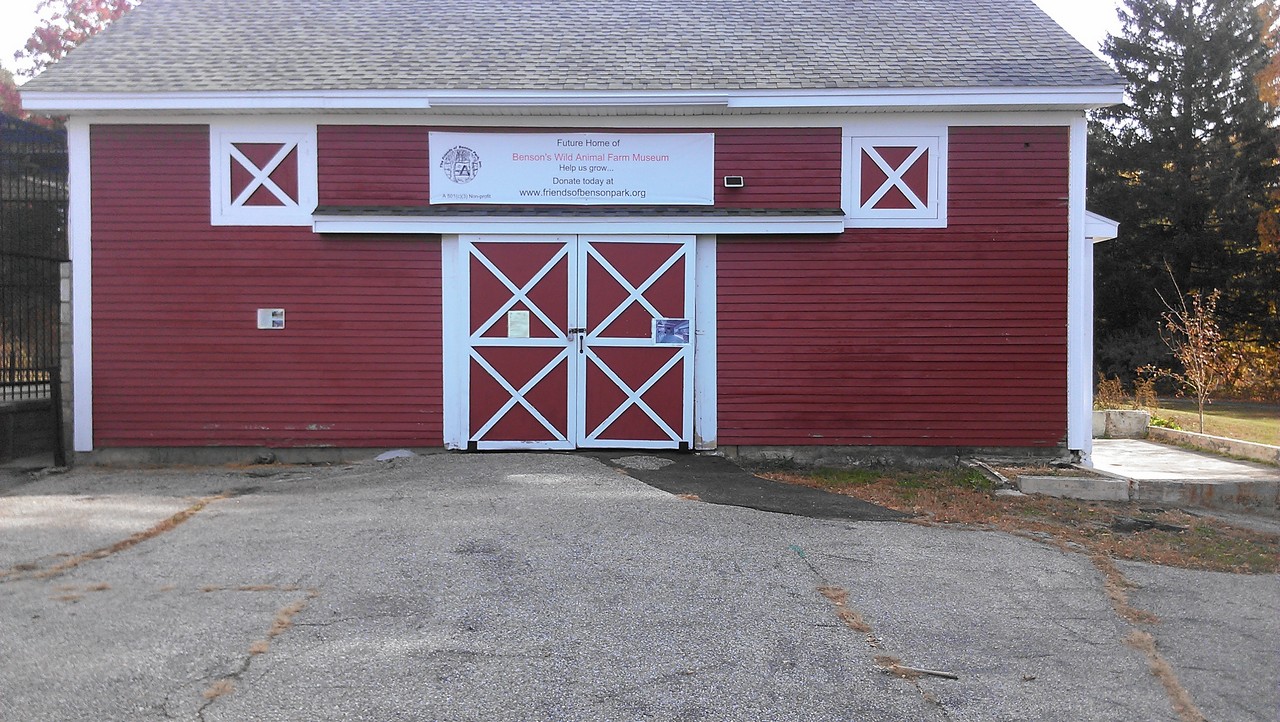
[
  {"left": 1093, "top": 439, "right": 1280, "bottom": 482},
  {"left": 1092, "top": 439, "right": 1280, "bottom": 514}
]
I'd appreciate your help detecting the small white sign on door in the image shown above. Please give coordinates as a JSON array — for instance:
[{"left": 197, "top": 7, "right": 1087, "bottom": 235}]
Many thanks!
[
  {"left": 507, "top": 310, "right": 530, "bottom": 338},
  {"left": 653, "top": 318, "right": 690, "bottom": 345}
]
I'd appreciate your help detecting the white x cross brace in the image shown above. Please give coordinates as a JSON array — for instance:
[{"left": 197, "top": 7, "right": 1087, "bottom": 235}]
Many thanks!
[
  {"left": 229, "top": 142, "right": 298, "bottom": 208},
  {"left": 862, "top": 145, "right": 928, "bottom": 211}
]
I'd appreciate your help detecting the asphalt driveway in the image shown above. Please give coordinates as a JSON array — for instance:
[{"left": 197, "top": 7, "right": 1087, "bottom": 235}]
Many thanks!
[{"left": 0, "top": 453, "right": 1274, "bottom": 721}]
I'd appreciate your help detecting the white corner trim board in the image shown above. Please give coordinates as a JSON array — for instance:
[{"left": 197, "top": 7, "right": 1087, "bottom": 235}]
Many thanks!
[
  {"left": 1066, "top": 115, "right": 1093, "bottom": 463},
  {"left": 693, "top": 235, "right": 717, "bottom": 450},
  {"left": 67, "top": 118, "right": 93, "bottom": 452}
]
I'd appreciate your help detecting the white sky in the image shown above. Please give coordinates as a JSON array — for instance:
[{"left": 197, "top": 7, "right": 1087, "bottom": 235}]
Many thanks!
[{"left": 0, "top": 0, "right": 1122, "bottom": 83}]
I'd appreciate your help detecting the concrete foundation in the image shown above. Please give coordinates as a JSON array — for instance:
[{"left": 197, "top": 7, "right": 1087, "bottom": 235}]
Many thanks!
[
  {"left": 78, "top": 446, "right": 448, "bottom": 467},
  {"left": 76, "top": 444, "right": 1071, "bottom": 469},
  {"left": 719, "top": 444, "right": 1071, "bottom": 469}
]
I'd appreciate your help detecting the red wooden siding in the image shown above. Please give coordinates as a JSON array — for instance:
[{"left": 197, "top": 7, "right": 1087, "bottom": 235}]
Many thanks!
[
  {"left": 91, "top": 124, "right": 442, "bottom": 447},
  {"left": 318, "top": 125, "right": 431, "bottom": 207},
  {"left": 716, "top": 126, "right": 1070, "bottom": 447},
  {"left": 713, "top": 127, "right": 842, "bottom": 208},
  {"left": 317, "top": 126, "right": 842, "bottom": 209}
]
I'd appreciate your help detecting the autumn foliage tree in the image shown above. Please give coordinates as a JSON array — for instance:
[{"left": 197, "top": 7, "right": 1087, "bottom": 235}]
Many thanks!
[
  {"left": 1, "top": 69, "right": 23, "bottom": 117},
  {"left": 1144, "top": 283, "right": 1230, "bottom": 433},
  {"left": 13, "top": 0, "right": 138, "bottom": 77},
  {"left": 4, "top": 0, "right": 137, "bottom": 121}
]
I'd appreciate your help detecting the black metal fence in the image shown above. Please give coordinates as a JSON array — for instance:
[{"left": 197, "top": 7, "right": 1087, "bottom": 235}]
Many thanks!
[{"left": 1, "top": 114, "right": 67, "bottom": 412}]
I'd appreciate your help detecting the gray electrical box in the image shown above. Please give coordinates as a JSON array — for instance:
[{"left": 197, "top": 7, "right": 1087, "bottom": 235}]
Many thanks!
[{"left": 257, "top": 308, "right": 285, "bottom": 329}]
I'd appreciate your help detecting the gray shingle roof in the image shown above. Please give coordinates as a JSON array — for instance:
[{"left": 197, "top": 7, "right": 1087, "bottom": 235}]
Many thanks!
[{"left": 24, "top": 0, "right": 1121, "bottom": 94}]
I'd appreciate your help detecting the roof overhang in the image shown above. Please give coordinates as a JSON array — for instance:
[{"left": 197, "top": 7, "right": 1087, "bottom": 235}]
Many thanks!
[
  {"left": 20, "top": 85, "right": 1127, "bottom": 115},
  {"left": 1085, "top": 210, "right": 1120, "bottom": 243}
]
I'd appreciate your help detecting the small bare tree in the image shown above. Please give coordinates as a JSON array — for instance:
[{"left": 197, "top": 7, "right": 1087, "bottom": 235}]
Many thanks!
[{"left": 1143, "top": 280, "right": 1229, "bottom": 434}]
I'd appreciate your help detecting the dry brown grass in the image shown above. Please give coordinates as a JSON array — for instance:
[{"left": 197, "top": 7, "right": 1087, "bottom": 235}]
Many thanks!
[
  {"left": 761, "top": 468, "right": 1279, "bottom": 574},
  {"left": 201, "top": 590, "right": 319, "bottom": 706},
  {"left": 0, "top": 492, "right": 234, "bottom": 582},
  {"left": 201, "top": 679, "right": 234, "bottom": 701},
  {"left": 268, "top": 599, "right": 308, "bottom": 637},
  {"left": 817, "top": 585, "right": 847, "bottom": 605},
  {"left": 769, "top": 465, "right": 1237, "bottom": 719},
  {"left": 1127, "top": 630, "right": 1207, "bottom": 722},
  {"left": 1093, "top": 554, "right": 1160, "bottom": 624},
  {"left": 816, "top": 585, "right": 873, "bottom": 633},
  {"left": 874, "top": 655, "right": 922, "bottom": 680},
  {"left": 836, "top": 607, "right": 872, "bottom": 633}
]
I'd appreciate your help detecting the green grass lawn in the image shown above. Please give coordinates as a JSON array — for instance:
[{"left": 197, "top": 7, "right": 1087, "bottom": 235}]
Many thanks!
[{"left": 1154, "top": 399, "right": 1280, "bottom": 446}]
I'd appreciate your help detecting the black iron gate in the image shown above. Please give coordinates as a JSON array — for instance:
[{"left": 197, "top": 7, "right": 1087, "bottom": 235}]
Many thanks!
[{"left": 1, "top": 113, "right": 68, "bottom": 464}]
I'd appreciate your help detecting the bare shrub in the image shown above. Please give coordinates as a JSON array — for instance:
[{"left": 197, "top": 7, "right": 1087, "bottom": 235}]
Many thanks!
[{"left": 1095, "top": 374, "right": 1129, "bottom": 409}]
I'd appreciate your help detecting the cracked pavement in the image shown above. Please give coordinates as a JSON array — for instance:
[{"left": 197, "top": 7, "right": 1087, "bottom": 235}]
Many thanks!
[{"left": 0, "top": 453, "right": 1275, "bottom": 721}]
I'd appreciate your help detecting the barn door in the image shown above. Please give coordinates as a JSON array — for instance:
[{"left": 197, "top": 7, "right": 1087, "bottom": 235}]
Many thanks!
[
  {"left": 577, "top": 236, "right": 695, "bottom": 449},
  {"left": 456, "top": 234, "right": 694, "bottom": 450},
  {"left": 464, "top": 235, "right": 576, "bottom": 450}
]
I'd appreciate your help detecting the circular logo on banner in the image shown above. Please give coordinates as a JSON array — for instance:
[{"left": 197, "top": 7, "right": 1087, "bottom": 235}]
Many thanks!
[{"left": 441, "top": 145, "right": 481, "bottom": 184}]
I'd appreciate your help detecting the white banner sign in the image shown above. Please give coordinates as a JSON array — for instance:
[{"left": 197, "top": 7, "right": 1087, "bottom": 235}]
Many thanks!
[{"left": 428, "top": 132, "right": 714, "bottom": 205}]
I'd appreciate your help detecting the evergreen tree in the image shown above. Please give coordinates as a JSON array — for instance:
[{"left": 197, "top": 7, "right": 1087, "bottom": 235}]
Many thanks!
[{"left": 1089, "top": 0, "right": 1280, "bottom": 380}]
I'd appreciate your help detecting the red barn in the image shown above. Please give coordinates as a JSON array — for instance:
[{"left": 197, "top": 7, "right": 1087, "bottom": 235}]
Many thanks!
[{"left": 21, "top": 0, "right": 1123, "bottom": 464}]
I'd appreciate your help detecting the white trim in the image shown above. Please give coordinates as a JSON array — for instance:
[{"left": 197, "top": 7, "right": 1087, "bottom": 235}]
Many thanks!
[
  {"left": 581, "top": 347, "right": 684, "bottom": 444},
  {"left": 471, "top": 246, "right": 570, "bottom": 340},
  {"left": 444, "top": 234, "right": 699, "bottom": 449},
  {"left": 693, "top": 235, "right": 717, "bottom": 450},
  {"left": 67, "top": 110, "right": 1089, "bottom": 128},
  {"left": 446, "top": 234, "right": 578, "bottom": 450},
  {"left": 209, "top": 120, "right": 318, "bottom": 226},
  {"left": 21, "top": 86, "right": 1126, "bottom": 114},
  {"left": 845, "top": 134, "right": 948, "bottom": 228},
  {"left": 67, "top": 119, "right": 93, "bottom": 453},
  {"left": 1067, "top": 115, "right": 1092, "bottom": 463},
  {"left": 1085, "top": 210, "right": 1119, "bottom": 243},
  {"left": 471, "top": 348, "right": 573, "bottom": 445},
  {"left": 575, "top": 235, "right": 695, "bottom": 449},
  {"left": 313, "top": 215, "right": 844, "bottom": 236},
  {"left": 441, "top": 234, "right": 466, "bottom": 449}
]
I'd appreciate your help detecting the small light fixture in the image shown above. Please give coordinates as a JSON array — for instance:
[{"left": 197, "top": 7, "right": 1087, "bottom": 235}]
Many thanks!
[{"left": 723, "top": 175, "right": 745, "bottom": 188}]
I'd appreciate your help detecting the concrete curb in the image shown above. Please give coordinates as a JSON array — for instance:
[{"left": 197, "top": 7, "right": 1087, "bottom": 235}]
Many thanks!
[
  {"left": 1146, "top": 427, "right": 1280, "bottom": 467},
  {"left": 1016, "top": 474, "right": 1280, "bottom": 518},
  {"left": 1017, "top": 475, "right": 1130, "bottom": 502},
  {"left": 1130, "top": 479, "right": 1280, "bottom": 517}
]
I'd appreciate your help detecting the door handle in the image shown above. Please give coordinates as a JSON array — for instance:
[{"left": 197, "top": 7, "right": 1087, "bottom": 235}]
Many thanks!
[{"left": 567, "top": 327, "right": 586, "bottom": 354}]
